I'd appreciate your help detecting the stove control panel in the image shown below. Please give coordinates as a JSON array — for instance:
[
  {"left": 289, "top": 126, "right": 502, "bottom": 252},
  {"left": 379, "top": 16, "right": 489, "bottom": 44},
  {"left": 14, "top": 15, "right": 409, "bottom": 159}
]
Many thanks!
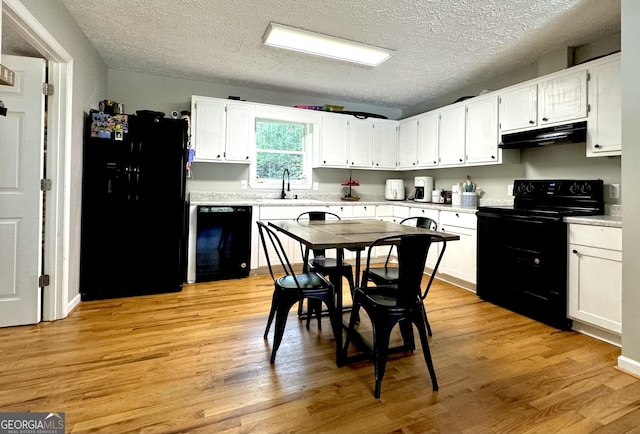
[{"left": 514, "top": 179, "right": 603, "bottom": 198}]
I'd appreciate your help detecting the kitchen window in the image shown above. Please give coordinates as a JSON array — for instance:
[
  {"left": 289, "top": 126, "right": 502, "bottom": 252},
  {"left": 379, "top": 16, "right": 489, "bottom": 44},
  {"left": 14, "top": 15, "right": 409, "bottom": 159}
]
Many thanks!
[{"left": 250, "top": 117, "right": 315, "bottom": 189}]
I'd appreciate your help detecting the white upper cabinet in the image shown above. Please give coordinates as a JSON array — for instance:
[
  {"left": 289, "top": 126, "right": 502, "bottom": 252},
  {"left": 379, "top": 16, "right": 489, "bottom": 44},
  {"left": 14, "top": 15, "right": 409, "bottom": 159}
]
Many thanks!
[
  {"left": 191, "top": 96, "right": 253, "bottom": 163},
  {"left": 417, "top": 112, "right": 439, "bottom": 168},
  {"left": 586, "top": 54, "right": 621, "bottom": 157},
  {"left": 498, "top": 84, "right": 538, "bottom": 132},
  {"left": 320, "top": 114, "right": 349, "bottom": 167},
  {"left": 538, "top": 69, "right": 588, "bottom": 125},
  {"left": 318, "top": 114, "right": 397, "bottom": 169},
  {"left": 224, "top": 102, "right": 254, "bottom": 162},
  {"left": 438, "top": 105, "right": 466, "bottom": 167},
  {"left": 348, "top": 118, "right": 374, "bottom": 168},
  {"left": 398, "top": 117, "right": 419, "bottom": 169},
  {"left": 371, "top": 120, "right": 398, "bottom": 170},
  {"left": 465, "top": 96, "right": 499, "bottom": 165},
  {"left": 498, "top": 68, "right": 588, "bottom": 134}
]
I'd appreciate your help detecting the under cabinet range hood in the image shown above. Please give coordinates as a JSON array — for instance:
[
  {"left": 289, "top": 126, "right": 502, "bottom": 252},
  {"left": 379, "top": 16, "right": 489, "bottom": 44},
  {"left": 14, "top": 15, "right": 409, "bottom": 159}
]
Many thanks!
[{"left": 499, "top": 121, "right": 587, "bottom": 149}]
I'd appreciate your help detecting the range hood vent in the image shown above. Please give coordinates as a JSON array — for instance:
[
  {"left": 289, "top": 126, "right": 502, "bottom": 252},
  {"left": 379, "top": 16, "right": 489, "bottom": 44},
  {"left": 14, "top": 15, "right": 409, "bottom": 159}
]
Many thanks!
[{"left": 499, "top": 121, "right": 587, "bottom": 149}]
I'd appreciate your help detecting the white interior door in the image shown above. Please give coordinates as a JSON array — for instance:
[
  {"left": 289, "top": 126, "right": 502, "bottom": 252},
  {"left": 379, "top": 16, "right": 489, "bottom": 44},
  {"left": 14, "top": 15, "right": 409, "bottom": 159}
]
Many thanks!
[{"left": 0, "top": 54, "right": 46, "bottom": 327}]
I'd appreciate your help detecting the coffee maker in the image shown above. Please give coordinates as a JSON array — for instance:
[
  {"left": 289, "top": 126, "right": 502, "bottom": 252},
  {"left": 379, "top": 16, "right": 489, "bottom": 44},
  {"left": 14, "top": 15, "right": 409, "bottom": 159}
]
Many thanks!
[{"left": 413, "top": 176, "right": 433, "bottom": 202}]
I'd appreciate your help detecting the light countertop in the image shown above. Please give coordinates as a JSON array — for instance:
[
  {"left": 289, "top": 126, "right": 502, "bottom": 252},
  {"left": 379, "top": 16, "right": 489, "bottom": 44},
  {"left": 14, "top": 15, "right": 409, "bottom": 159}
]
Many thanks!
[
  {"left": 188, "top": 192, "right": 480, "bottom": 214},
  {"left": 565, "top": 215, "right": 622, "bottom": 228}
]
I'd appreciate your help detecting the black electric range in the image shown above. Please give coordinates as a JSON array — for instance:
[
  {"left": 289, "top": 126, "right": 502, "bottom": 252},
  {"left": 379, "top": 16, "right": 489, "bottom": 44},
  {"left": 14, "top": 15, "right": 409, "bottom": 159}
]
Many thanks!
[{"left": 476, "top": 179, "right": 604, "bottom": 329}]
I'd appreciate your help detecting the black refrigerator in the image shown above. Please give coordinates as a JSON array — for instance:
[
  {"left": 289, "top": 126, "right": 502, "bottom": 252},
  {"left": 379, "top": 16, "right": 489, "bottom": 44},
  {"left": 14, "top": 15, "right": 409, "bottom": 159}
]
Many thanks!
[{"left": 80, "top": 111, "right": 188, "bottom": 300}]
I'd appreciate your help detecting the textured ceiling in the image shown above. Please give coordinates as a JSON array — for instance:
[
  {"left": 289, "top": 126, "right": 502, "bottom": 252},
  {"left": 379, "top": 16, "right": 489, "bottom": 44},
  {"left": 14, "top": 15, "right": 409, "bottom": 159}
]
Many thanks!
[{"left": 7, "top": 0, "right": 622, "bottom": 109}]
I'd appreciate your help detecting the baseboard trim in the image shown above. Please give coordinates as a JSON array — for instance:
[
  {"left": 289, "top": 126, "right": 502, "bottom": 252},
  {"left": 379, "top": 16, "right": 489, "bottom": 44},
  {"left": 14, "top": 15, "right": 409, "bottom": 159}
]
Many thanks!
[{"left": 617, "top": 355, "right": 640, "bottom": 378}]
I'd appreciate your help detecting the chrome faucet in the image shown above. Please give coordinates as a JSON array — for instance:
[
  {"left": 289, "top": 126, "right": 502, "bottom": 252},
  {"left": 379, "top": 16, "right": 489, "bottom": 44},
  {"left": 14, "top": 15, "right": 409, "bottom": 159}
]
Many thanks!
[{"left": 281, "top": 168, "right": 290, "bottom": 199}]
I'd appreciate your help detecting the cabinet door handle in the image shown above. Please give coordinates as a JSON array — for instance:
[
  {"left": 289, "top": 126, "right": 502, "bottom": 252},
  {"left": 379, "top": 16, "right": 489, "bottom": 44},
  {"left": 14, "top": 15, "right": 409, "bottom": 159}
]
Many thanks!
[
  {"left": 594, "top": 144, "right": 601, "bottom": 149},
  {"left": 542, "top": 117, "right": 549, "bottom": 122},
  {"left": 572, "top": 249, "right": 579, "bottom": 254},
  {"left": 529, "top": 120, "right": 535, "bottom": 124}
]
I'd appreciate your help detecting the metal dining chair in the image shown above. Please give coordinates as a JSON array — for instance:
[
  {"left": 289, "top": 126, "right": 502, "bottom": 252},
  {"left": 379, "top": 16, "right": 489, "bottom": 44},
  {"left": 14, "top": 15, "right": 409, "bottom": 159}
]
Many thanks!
[
  {"left": 363, "top": 216, "right": 437, "bottom": 287},
  {"left": 343, "top": 233, "right": 447, "bottom": 398},
  {"left": 296, "top": 211, "right": 356, "bottom": 329},
  {"left": 257, "top": 221, "right": 341, "bottom": 364}
]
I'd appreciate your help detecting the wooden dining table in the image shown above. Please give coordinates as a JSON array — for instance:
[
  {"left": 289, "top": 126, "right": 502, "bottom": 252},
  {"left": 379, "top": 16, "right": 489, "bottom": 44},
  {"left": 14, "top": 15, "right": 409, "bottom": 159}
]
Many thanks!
[{"left": 268, "top": 218, "right": 460, "bottom": 365}]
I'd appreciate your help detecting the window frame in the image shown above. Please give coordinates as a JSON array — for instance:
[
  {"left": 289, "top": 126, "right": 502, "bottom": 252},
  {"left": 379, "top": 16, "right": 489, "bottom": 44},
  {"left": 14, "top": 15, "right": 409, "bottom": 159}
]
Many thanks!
[{"left": 249, "top": 106, "right": 320, "bottom": 190}]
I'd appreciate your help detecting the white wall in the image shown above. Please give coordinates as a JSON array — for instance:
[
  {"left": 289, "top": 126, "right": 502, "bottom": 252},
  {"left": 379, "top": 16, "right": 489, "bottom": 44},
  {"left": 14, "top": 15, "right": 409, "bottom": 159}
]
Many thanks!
[
  {"left": 17, "top": 0, "right": 108, "bottom": 305},
  {"left": 106, "top": 69, "right": 402, "bottom": 121},
  {"left": 620, "top": 0, "right": 640, "bottom": 372}
]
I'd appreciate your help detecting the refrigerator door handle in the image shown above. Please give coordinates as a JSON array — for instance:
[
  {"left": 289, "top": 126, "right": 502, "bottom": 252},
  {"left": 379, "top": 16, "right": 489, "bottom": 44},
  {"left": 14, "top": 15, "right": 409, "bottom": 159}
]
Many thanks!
[{"left": 135, "top": 166, "right": 140, "bottom": 202}]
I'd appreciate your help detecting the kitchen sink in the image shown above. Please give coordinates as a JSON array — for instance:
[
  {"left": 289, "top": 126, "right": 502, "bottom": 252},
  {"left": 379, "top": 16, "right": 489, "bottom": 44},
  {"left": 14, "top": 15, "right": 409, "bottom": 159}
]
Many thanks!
[{"left": 255, "top": 198, "right": 324, "bottom": 204}]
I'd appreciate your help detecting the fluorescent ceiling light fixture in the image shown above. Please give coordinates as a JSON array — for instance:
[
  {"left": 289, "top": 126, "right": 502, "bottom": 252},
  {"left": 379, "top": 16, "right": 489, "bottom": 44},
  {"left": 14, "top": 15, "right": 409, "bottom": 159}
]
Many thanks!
[{"left": 263, "top": 22, "right": 393, "bottom": 66}]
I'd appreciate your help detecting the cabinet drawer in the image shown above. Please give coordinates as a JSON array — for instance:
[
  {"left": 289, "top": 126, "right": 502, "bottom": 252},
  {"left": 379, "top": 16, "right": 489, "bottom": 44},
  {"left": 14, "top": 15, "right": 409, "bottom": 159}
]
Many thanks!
[
  {"left": 569, "top": 224, "right": 621, "bottom": 251},
  {"left": 352, "top": 205, "right": 376, "bottom": 218},
  {"left": 409, "top": 207, "right": 439, "bottom": 222},
  {"left": 376, "top": 205, "right": 394, "bottom": 217},
  {"left": 329, "top": 205, "right": 353, "bottom": 218},
  {"left": 393, "top": 205, "right": 410, "bottom": 218},
  {"left": 439, "top": 211, "right": 477, "bottom": 229},
  {"left": 259, "top": 205, "right": 327, "bottom": 220}
]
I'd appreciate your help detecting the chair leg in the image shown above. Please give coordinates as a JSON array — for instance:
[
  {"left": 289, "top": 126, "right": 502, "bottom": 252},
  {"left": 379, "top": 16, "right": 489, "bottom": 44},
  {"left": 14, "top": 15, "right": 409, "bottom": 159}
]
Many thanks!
[
  {"left": 318, "top": 293, "right": 343, "bottom": 365},
  {"left": 269, "top": 295, "right": 298, "bottom": 364},
  {"left": 399, "top": 319, "right": 416, "bottom": 351},
  {"left": 421, "top": 304, "right": 433, "bottom": 337},
  {"left": 306, "top": 298, "right": 322, "bottom": 330},
  {"left": 264, "top": 290, "right": 278, "bottom": 340},
  {"left": 344, "top": 270, "right": 355, "bottom": 299},
  {"left": 372, "top": 318, "right": 394, "bottom": 399},
  {"left": 342, "top": 295, "right": 362, "bottom": 363},
  {"left": 414, "top": 313, "right": 438, "bottom": 391}
]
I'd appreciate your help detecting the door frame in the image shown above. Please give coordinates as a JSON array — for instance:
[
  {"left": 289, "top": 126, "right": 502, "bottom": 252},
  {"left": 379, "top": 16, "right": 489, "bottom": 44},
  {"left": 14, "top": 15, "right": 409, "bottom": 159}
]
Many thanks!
[{"left": 3, "top": 0, "right": 73, "bottom": 321}]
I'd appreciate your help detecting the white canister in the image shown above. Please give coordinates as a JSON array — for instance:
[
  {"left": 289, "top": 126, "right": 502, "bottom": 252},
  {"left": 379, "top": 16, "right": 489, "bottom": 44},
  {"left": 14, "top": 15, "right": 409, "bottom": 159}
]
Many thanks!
[
  {"left": 451, "top": 184, "right": 462, "bottom": 206},
  {"left": 431, "top": 190, "right": 442, "bottom": 203}
]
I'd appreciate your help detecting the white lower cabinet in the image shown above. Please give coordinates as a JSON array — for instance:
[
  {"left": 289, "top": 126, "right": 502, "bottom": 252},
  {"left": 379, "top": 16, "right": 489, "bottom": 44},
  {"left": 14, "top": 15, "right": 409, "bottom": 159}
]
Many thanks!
[
  {"left": 438, "top": 211, "right": 477, "bottom": 288},
  {"left": 409, "top": 207, "right": 440, "bottom": 269},
  {"left": 257, "top": 206, "right": 328, "bottom": 267},
  {"left": 568, "top": 224, "right": 622, "bottom": 335}
]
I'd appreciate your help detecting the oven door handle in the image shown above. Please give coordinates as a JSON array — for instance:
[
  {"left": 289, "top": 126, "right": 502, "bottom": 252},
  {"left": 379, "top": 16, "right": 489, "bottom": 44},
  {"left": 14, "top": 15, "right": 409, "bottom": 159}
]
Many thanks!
[{"left": 476, "top": 211, "right": 562, "bottom": 223}]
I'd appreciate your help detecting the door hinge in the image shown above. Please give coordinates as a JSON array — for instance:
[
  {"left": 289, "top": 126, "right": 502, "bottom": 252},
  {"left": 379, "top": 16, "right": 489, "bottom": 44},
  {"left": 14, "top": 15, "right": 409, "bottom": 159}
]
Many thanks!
[
  {"left": 40, "top": 178, "right": 52, "bottom": 191},
  {"left": 39, "top": 274, "right": 50, "bottom": 287},
  {"left": 42, "top": 83, "right": 54, "bottom": 96},
  {"left": 587, "top": 72, "right": 591, "bottom": 81}
]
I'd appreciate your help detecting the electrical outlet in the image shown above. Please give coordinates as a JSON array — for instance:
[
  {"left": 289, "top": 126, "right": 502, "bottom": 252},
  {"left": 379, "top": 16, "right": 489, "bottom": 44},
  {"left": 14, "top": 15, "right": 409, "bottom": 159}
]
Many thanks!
[
  {"left": 609, "top": 183, "right": 620, "bottom": 199},
  {"left": 240, "top": 180, "right": 247, "bottom": 190},
  {"left": 313, "top": 182, "right": 319, "bottom": 190},
  {"left": 507, "top": 184, "right": 514, "bottom": 196}
]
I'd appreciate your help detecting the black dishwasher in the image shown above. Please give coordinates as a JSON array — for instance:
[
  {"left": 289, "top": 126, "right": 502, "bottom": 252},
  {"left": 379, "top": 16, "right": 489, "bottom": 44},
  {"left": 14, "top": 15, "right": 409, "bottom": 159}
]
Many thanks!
[{"left": 196, "top": 206, "right": 252, "bottom": 282}]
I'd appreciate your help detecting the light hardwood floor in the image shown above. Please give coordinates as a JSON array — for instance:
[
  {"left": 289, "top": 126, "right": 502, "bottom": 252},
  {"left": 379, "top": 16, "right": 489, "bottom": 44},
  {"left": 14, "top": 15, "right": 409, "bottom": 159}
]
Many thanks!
[{"left": 1, "top": 274, "right": 639, "bottom": 433}]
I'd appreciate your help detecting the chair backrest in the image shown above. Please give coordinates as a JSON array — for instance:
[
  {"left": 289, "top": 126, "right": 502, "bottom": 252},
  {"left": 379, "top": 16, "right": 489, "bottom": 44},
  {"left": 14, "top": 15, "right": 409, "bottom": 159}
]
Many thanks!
[
  {"left": 296, "top": 211, "right": 341, "bottom": 257},
  {"left": 400, "top": 216, "right": 437, "bottom": 231},
  {"left": 380, "top": 216, "right": 437, "bottom": 267},
  {"left": 296, "top": 211, "right": 341, "bottom": 222},
  {"left": 257, "top": 221, "right": 299, "bottom": 285},
  {"left": 365, "top": 233, "right": 447, "bottom": 305}
]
